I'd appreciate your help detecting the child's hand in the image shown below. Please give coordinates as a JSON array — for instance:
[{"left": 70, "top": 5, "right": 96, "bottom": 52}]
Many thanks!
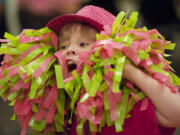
[{"left": 122, "top": 63, "right": 180, "bottom": 127}]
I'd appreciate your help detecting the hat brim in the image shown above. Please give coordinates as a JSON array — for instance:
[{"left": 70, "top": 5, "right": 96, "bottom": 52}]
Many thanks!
[{"left": 46, "top": 14, "right": 104, "bottom": 35}]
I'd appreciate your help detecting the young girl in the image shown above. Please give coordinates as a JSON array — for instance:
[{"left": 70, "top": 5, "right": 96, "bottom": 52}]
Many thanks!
[{"left": 47, "top": 5, "right": 180, "bottom": 135}]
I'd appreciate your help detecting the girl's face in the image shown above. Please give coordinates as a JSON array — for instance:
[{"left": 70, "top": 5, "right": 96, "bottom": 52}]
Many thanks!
[{"left": 59, "top": 22, "right": 98, "bottom": 73}]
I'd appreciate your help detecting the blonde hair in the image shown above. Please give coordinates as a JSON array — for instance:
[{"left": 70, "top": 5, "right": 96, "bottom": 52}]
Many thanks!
[{"left": 58, "top": 22, "right": 98, "bottom": 48}]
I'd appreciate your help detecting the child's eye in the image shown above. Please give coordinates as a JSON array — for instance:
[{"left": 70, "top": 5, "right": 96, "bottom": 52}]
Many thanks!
[
  {"left": 80, "top": 42, "right": 89, "bottom": 47},
  {"left": 60, "top": 45, "right": 67, "bottom": 50}
]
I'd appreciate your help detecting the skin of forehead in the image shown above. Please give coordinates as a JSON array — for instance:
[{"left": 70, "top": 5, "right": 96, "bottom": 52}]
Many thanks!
[{"left": 58, "top": 22, "right": 98, "bottom": 46}]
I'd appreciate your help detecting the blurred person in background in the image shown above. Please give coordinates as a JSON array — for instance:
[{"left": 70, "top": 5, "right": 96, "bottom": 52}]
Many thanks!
[
  {"left": 4, "top": 0, "right": 21, "bottom": 35},
  {"left": 19, "top": 0, "right": 81, "bottom": 29},
  {"left": 3, "top": 0, "right": 81, "bottom": 35},
  {"left": 19, "top": 0, "right": 81, "bottom": 16}
]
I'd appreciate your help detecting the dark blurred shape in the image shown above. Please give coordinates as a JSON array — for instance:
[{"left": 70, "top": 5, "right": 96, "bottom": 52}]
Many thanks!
[
  {"left": 83, "top": 0, "right": 118, "bottom": 15},
  {"left": 140, "top": 0, "right": 178, "bottom": 26},
  {"left": 140, "top": 0, "right": 180, "bottom": 40},
  {"left": 0, "top": 1, "right": 6, "bottom": 38},
  {"left": 19, "top": 10, "right": 56, "bottom": 29},
  {"left": 0, "top": 12, "right": 6, "bottom": 38},
  {"left": 0, "top": 0, "right": 6, "bottom": 64}
]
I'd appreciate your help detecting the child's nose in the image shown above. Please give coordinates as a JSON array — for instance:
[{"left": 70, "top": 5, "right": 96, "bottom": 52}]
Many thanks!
[{"left": 66, "top": 49, "right": 77, "bottom": 56}]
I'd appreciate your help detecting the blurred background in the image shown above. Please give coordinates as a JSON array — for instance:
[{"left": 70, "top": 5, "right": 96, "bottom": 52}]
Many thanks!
[{"left": 0, "top": 0, "right": 179, "bottom": 134}]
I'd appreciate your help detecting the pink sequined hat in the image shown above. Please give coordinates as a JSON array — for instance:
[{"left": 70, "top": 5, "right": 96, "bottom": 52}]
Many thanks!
[{"left": 46, "top": 5, "right": 115, "bottom": 35}]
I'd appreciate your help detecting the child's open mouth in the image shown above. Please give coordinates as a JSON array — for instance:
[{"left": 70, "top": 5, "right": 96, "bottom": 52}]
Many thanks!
[{"left": 67, "top": 60, "right": 77, "bottom": 73}]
